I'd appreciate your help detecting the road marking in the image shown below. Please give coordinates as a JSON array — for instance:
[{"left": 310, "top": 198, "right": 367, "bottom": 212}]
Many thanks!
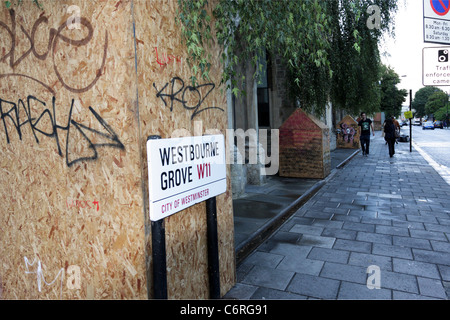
[
  {"left": 411, "top": 141, "right": 450, "bottom": 147},
  {"left": 413, "top": 141, "right": 450, "bottom": 186}
]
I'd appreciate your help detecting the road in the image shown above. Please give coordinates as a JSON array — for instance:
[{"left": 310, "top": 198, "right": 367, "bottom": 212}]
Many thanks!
[{"left": 401, "top": 124, "right": 450, "bottom": 184}]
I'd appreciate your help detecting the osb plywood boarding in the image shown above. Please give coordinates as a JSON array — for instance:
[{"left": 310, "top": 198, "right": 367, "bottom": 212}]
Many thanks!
[
  {"left": 337, "top": 115, "right": 360, "bottom": 149},
  {"left": 0, "top": 0, "right": 234, "bottom": 299},
  {"left": 133, "top": 0, "right": 235, "bottom": 299},
  {"left": 0, "top": 0, "right": 144, "bottom": 300}
]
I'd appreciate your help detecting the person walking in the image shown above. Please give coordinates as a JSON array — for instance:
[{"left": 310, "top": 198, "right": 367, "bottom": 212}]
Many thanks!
[
  {"left": 384, "top": 117, "right": 396, "bottom": 157},
  {"left": 392, "top": 116, "right": 400, "bottom": 143},
  {"left": 358, "top": 112, "right": 375, "bottom": 156}
]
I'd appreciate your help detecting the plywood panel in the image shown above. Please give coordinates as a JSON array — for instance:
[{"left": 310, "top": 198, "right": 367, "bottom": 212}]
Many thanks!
[
  {"left": 0, "top": 0, "right": 146, "bottom": 299},
  {"left": 133, "top": 0, "right": 235, "bottom": 299},
  {"left": 0, "top": 0, "right": 235, "bottom": 300},
  {"left": 337, "top": 115, "right": 360, "bottom": 149}
]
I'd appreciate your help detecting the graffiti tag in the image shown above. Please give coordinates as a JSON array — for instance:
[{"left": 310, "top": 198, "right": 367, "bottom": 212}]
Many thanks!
[
  {"left": 0, "top": 9, "right": 108, "bottom": 94},
  {"left": 153, "top": 77, "right": 224, "bottom": 120},
  {"left": 0, "top": 95, "right": 125, "bottom": 167},
  {"left": 67, "top": 198, "right": 100, "bottom": 211},
  {"left": 154, "top": 47, "right": 182, "bottom": 67}
]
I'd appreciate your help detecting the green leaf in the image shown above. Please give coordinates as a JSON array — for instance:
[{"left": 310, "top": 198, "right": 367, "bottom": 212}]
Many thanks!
[{"left": 174, "top": 0, "right": 398, "bottom": 115}]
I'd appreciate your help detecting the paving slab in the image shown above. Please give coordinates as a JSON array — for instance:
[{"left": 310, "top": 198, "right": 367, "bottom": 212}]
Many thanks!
[
  {"left": 241, "top": 266, "right": 294, "bottom": 291},
  {"left": 393, "top": 258, "right": 441, "bottom": 279},
  {"left": 307, "top": 247, "right": 350, "bottom": 264},
  {"left": 372, "top": 243, "right": 413, "bottom": 259},
  {"left": 348, "top": 252, "right": 393, "bottom": 271},
  {"left": 320, "top": 262, "right": 368, "bottom": 284},
  {"left": 338, "top": 281, "right": 391, "bottom": 299},
  {"left": 417, "top": 277, "right": 447, "bottom": 299},
  {"left": 286, "top": 273, "right": 340, "bottom": 299}
]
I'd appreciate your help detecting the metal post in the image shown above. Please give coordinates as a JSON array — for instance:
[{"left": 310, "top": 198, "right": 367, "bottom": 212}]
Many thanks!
[
  {"left": 148, "top": 135, "right": 168, "bottom": 299},
  {"left": 151, "top": 219, "right": 167, "bottom": 299},
  {"left": 409, "top": 89, "right": 412, "bottom": 153},
  {"left": 447, "top": 93, "right": 449, "bottom": 129},
  {"left": 205, "top": 196, "right": 221, "bottom": 299}
]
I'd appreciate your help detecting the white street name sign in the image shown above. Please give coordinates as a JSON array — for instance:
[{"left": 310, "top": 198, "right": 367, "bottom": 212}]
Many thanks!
[{"left": 147, "top": 135, "right": 226, "bottom": 221}]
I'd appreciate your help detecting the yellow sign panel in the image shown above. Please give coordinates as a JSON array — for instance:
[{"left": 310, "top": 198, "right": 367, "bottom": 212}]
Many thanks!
[{"left": 404, "top": 111, "right": 413, "bottom": 119}]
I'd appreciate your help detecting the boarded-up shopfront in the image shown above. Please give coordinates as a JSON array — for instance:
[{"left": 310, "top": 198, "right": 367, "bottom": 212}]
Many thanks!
[
  {"left": 337, "top": 115, "right": 360, "bottom": 149},
  {"left": 279, "top": 108, "right": 330, "bottom": 179},
  {"left": 0, "top": 0, "right": 235, "bottom": 299}
]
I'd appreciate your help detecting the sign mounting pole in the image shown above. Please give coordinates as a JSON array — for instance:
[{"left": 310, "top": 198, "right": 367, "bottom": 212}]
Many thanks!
[
  {"left": 206, "top": 196, "right": 221, "bottom": 299},
  {"left": 148, "top": 135, "right": 168, "bottom": 299},
  {"left": 410, "top": 90, "right": 413, "bottom": 153}
]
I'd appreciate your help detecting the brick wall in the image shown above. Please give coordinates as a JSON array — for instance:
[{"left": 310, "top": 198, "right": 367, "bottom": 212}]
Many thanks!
[{"left": 279, "top": 109, "right": 331, "bottom": 179}]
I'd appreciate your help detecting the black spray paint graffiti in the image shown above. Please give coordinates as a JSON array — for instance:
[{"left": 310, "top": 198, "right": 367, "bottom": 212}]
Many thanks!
[
  {"left": 153, "top": 77, "right": 224, "bottom": 120},
  {"left": 0, "top": 95, "right": 125, "bottom": 167}
]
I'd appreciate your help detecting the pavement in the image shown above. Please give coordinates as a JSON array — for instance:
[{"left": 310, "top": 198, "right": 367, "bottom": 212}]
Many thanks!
[
  {"left": 225, "top": 132, "right": 450, "bottom": 300},
  {"left": 233, "top": 147, "right": 359, "bottom": 264}
]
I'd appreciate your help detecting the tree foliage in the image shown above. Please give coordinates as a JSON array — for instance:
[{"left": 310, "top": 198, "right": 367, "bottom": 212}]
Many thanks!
[
  {"left": 4, "top": 0, "right": 41, "bottom": 9},
  {"left": 412, "top": 86, "right": 450, "bottom": 121},
  {"left": 433, "top": 104, "right": 450, "bottom": 121},
  {"left": 379, "top": 64, "right": 407, "bottom": 118},
  {"left": 425, "top": 90, "right": 447, "bottom": 115},
  {"left": 327, "top": 0, "right": 398, "bottom": 115},
  {"left": 177, "top": 0, "right": 331, "bottom": 94},
  {"left": 412, "top": 86, "right": 441, "bottom": 118},
  {"left": 176, "top": 0, "right": 399, "bottom": 116}
]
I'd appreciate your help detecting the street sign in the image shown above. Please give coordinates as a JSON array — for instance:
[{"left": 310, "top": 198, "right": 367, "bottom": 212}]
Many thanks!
[
  {"left": 404, "top": 111, "right": 413, "bottom": 119},
  {"left": 430, "top": 0, "right": 450, "bottom": 15},
  {"left": 147, "top": 134, "right": 226, "bottom": 221},
  {"left": 424, "top": 0, "right": 450, "bottom": 44},
  {"left": 422, "top": 46, "right": 450, "bottom": 86}
]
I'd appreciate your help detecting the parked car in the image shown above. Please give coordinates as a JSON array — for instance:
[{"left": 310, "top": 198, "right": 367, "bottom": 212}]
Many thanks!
[
  {"left": 400, "top": 120, "right": 409, "bottom": 127},
  {"left": 422, "top": 121, "right": 435, "bottom": 130},
  {"left": 434, "top": 120, "right": 444, "bottom": 129}
]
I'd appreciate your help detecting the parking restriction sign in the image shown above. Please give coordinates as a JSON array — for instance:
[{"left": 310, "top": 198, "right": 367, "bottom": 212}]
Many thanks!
[
  {"left": 424, "top": 0, "right": 450, "bottom": 44},
  {"left": 430, "top": 0, "right": 450, "bottom": 16}
]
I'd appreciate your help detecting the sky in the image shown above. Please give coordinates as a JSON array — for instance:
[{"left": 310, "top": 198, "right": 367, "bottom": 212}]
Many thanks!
[{"left": 380, "top": 0, "right": 450, "bottom": 101}]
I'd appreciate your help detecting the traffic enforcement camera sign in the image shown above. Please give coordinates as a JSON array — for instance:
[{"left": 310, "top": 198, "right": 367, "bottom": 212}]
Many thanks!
[
  {"left": 423, "top": 46, "right": 450, "bottom": 86},
  {"left": 424, "top": 0, "right": 450, "bottom": 44}
]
